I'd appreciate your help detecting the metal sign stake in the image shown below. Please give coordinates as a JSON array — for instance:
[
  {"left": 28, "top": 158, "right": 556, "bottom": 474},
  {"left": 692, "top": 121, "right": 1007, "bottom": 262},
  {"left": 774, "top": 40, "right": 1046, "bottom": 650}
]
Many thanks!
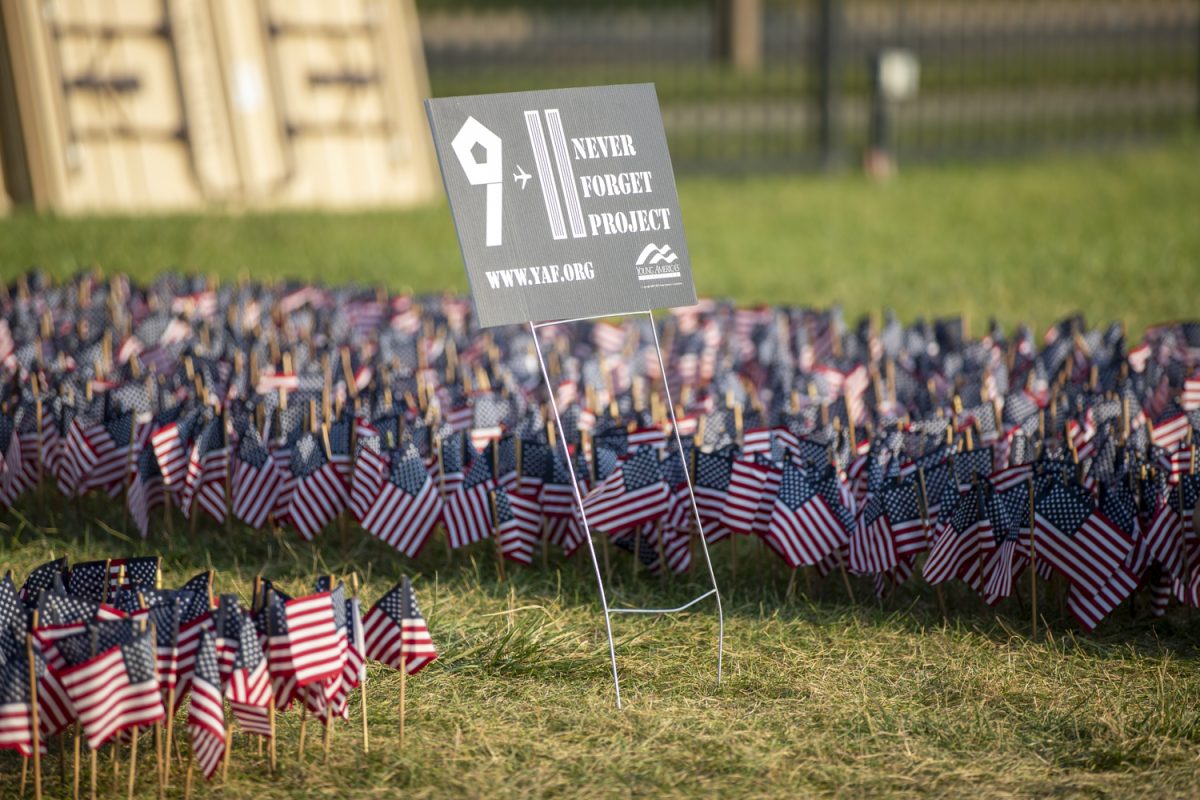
[{"left": 530, "top": 311, "right": 724, "bottom": 708}]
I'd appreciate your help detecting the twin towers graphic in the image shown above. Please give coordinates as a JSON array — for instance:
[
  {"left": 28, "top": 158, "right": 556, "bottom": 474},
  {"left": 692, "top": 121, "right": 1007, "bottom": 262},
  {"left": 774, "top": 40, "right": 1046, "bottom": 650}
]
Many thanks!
[{"left": 451, "top": 108, "right": 681, "bottom": 282}]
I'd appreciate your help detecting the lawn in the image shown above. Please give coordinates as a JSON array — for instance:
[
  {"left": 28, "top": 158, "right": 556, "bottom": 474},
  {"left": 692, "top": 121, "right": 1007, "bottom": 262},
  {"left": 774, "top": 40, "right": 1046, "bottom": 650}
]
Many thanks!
[
  {"left": 2, "top": 142, "right": 1200, "bottom": 798},
  {"left": 2, "top": 139, "right": 1197, "bottom": 335}
]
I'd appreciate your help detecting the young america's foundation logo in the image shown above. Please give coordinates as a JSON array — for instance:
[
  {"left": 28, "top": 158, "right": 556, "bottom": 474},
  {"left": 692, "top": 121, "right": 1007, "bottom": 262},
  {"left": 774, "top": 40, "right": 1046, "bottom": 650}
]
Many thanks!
[{"left": 635, "top": 243, "right": 682, "bottom": 281}]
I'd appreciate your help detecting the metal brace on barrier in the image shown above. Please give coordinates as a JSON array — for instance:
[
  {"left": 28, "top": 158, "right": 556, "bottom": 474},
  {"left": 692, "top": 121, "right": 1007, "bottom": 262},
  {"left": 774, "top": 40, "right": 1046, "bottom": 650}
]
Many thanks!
[{"left": 529, "top": 310, "right": 723, "bottom": 709}]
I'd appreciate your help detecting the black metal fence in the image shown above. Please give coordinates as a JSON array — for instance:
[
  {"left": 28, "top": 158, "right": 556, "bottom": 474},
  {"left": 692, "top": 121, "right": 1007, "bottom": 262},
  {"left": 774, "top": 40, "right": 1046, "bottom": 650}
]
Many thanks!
[{"left": 418, "top": 0, "right": 1200, "bottom": 172}]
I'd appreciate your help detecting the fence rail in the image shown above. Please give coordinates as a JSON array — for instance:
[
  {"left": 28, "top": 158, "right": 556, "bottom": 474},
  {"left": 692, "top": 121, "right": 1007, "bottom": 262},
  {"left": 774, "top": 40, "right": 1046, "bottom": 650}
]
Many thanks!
[{"left": 419, "top": 0, "right": 1200, "bottom": 171}]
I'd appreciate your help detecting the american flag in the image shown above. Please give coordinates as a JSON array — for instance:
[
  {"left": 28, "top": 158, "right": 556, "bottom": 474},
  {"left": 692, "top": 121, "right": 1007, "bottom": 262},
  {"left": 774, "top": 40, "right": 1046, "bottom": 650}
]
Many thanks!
[
  {"left": 581, "top": 447, "right": 669, "bottom": 535},
  {"left": 265, "top": 590, "right": 345, "bottom": 688},
  {"left": 0, "top": 642, "right": 47, "bottom": 757},
  {"left": 691, "top": 450, "right": 733, "bottom": 543},
  {"left": 226, "top": 604, "right": 272, "bottom": 737},
  {"left": 540, "top": 447, "right": 580, "bottom": 520},
  {"left": 128, "top": 447, "right": 165, "bottom": 538},
  {"left": 519, "top": 440, "right": 550, "bottom": 495},
  {"left": 493, "top": 485, "right": 542, "bottom": 565},
  {"left": 720, "top": 458, "right": 771, "bottom": 536},
  {"left": 182, "top": 416, "right": 230, "bottom": 522},
  {"left": 36, "top": 588, "right": 122, "bottom": 628},
  {"left": 923, "top": 484, "right": 993, "bottom": 588},
  {"left": 1151, "top": 413, "right": 1191, "bottom": 450},
  {"left": 443, "top": 447, "right": 495, "bottom": 549},
  {"left": 362, "top": 445, "right": 443, "bottom": 557},
  {"left": 1033, "top": 482, "right": 1134, "bottom": 599},
  {"left": 326, "top": 418, "right": 354, "bottom": 485},
  {"left": 881, "top": 481, "right": 927, "bottom": 559},
  {"left": 172, "top": 572, "right": 215, "bottom": 705},
  {"left": 232, "top": 425, "right": 282, "bottom": 529},
  {"left": 60, "top": 411, "right": 134, "bottom": 497},
  {"left": 143, "top": 591, "right": 182, "bottom": 692},
  {"left": 766, "top": 463, "right": 846, "bottom": 568},
  {"left": 0, "top": 414, "right": 26, "bottom": 507},
  {"left": 58, "top": 627, "right": 164, "bottom": 750},
  {"left": 187, "top": 629, "right": 226, "bottom": 780},
  {"left": 151, "top": 407, "right": 200, "bottom": 490},
  {"left": 1183, "top": 376, "right": 1200, "bottom": 412},
  {"left": 109, "top": 557, "right": 160, "bottom": 591},
  {"left": 349, "top": 435, "right": 386, "bottom": 523},
  {"left": 362, "top": 576, "right": 438, "bottom": 675},
  {"left": 436, "top": 430, "right": 467, "bottom": 495},
  {"left": 66, "top": 560, "right": 111, "bottom": 603},
  {"left": 284, "top": 433, "right": 349, "bottom": 540},
  {"left": 1140, "top": 475, "right": 1199, "bottom": 590},
  {"left": 1067, "top": 566, "right": 1140, "bottom": 631},
  {"left": 849, "top": 493, "right": 898, "bottom": 577},
  {"left": 330, "top": 594, "right": 366, "bottom": 718}
]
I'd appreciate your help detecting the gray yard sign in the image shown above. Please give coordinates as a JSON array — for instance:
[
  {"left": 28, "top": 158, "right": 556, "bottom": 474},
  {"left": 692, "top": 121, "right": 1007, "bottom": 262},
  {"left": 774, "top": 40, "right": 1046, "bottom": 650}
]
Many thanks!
[{"left": 426, "top": 84, "right": 697, "bottom": 328}]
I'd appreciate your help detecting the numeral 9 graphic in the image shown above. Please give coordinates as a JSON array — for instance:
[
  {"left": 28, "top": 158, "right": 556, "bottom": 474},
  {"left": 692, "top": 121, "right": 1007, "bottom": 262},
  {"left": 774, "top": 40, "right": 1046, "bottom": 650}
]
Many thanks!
[{"left": 451, "top": 117, "right": 503, "bottom": 247}]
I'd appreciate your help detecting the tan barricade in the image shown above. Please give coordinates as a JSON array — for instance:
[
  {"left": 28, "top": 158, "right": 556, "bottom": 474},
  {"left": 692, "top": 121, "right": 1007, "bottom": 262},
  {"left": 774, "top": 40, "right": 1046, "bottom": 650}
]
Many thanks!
[{"left": 0, "top": 0, "right": 437, "bottom": 213}]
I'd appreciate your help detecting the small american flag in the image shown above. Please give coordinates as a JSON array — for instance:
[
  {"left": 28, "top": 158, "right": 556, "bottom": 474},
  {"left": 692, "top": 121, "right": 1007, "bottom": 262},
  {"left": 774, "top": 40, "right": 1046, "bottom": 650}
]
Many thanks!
[
  {"left": 362, "top": 445, "right": 444, "bottom": 557},
  {"left": 226, "top": 605, "right": 272, "bottom": 737},
  {"left": 350, "top": 434, "right": 386, "bottom": 523},
  {"left": 766, "top": 463, "right": 846, "bottom": 568},
  {"left": 266, "top": 590, "right": 345, "bottom": 688},
  {"left": 362, "top": 576, "right": 437, "bottom": 675},
  {"left": 924, "top": 484, "right": 993, "bottom": 588},
  {"left": 493, "top": 485, "right": 542, "bottom": 565},
  {"left": 66, "top": 560, "right": 111, "bottom": 603},
  {"left": 58, "top": 627, "right": 164, "bottom": 749},
  {"left": 0, "top": 641, "right": 48, "bottom": 757},
  {"left": 1034, "top": 482, "right": 1134, "bottom": 598},
  {"left": 692, "top": 450, "right": 733, "bottom": 543},
  {"left": 128, "top": 447, "right": 165, "bottom": 538},
  {"left": 284, "top": 433, "right": 349, "bottom": 541},
  {"left": 187, "top": 629, "right": 226, "bottom": 780},
  {"left": 182, "top": 416, "right": 230, "bottom": 522},
  {"left": 151, "top": 407, "right": 201, "bottom": 490},
  {"left": 443, "top": 447, "right": 495, "bottom": 549},
  {"left": 582, "top": 447, "right": 669, "bottom": 535},
  {"left": 232, "top": 425, "right": 281, "bottom": 529},
  {"left": 881, "top": 481, "right": 927, "bottom": 558}
]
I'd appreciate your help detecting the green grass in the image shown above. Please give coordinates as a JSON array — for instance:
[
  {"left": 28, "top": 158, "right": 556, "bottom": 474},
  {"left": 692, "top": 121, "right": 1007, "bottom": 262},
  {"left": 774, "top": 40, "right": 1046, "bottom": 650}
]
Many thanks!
[
  {"left": 2, "top": 140, "right": 1198, "bottom": 335},
  {"left": 1, "top": 492, "right": 1199, "bottom": 798},
  {"left": 3, "top": 143, "right": 1200, "bottom": 797}
]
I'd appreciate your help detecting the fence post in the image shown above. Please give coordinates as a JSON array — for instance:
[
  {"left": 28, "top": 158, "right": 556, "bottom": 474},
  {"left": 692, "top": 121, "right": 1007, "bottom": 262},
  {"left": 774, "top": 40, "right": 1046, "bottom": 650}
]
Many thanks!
[
  {"left": 716, "top": 0, "right": 763, "bottom": 74},
  {"left": 816, "top": 0, "right": 843, "bottom": 169}
]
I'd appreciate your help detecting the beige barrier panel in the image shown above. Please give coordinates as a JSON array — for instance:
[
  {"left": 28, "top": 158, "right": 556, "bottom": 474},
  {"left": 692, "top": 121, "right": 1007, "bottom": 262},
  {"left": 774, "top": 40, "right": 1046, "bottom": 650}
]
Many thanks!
[
  {"left": 241, "top": 0, "right": 438, "bottom": 209},
  {"left": 0, "top": 0, "right": 436, "bottom": 213}
]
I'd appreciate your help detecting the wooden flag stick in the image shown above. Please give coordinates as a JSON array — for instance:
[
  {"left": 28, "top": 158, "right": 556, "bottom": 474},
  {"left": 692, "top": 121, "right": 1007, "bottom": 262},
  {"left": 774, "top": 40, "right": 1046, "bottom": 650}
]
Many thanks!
[
  {"left": 125, "top": 728, "right": 138, "bottom": 800},
  {"left": 488, "top": 490, "right": 507, "bottom": 582},
  {"left": 322, "top": 708, "right": 334, "bottom": 764},
  {"left": 88, "top": 628, "right": 98, "bottom": 800},
  {"left": 399, "top": 659, "right": 407, "bottom": 747},
  {"left": 162, "top": 687, "right": 175, "bottom": 785},
  {"left": 221, "top": 727, "right": 232, "bottom": 785},
  {"left": 27, "top": 636, "right": 42, "bottom": 800},
  {"left": 73, "top": 722, "right": 81, "bottom": 800},
  {"left": 182, "top": 756, "right": 193, "bottom": 800},
  {"left": 298, "top": 704, "right": 308, "bottom": 761},
  {"left": 21, "top": 753, "right": 28, "bottom": 796},
  {"left": 268, "top": 698, "right": 277, "bottom": 773},
  {"left": 1028, "top": 475, "right": 1038, "bottom": 639},
  {"left": 154, "top": 722, "right": 164, "bottom": 800},
  {"left": 351, "top": 574, "right": 369, "bottom": 754}
]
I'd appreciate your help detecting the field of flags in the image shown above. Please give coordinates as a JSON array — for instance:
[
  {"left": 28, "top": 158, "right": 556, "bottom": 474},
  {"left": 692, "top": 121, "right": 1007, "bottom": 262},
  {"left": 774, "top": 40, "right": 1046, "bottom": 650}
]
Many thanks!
[
  {"left": 1, "top": 556, "right": 436, "bottom": 797},
  {"left": 0, "top": 270, "right": 1199, "bottom": 637}
]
